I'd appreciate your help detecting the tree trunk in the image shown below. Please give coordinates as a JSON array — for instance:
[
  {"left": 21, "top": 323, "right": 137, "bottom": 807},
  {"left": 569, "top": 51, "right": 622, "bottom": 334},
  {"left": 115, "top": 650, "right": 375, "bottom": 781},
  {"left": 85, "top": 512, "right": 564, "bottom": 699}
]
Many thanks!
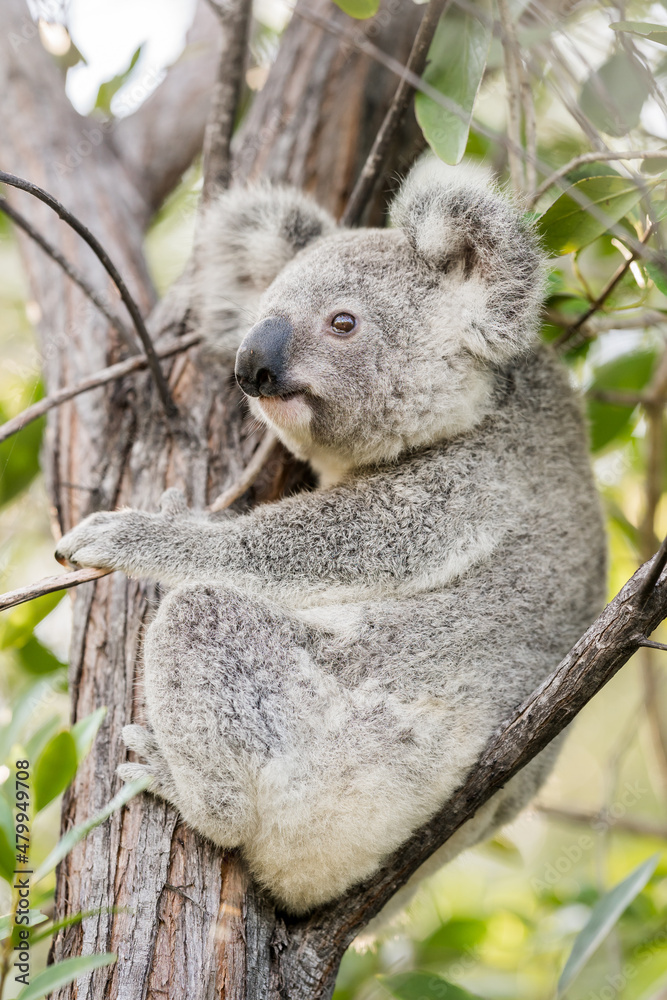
[{"left": 0, "top": 1, "right": 425, "bottom": 996}]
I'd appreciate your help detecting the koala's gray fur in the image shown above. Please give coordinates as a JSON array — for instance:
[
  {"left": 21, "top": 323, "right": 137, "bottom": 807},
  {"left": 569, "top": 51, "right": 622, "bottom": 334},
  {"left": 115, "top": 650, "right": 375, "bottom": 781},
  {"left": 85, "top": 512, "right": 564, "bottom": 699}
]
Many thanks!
[{"left": 56, "top": 160, "right": 606, "bottom": 916}]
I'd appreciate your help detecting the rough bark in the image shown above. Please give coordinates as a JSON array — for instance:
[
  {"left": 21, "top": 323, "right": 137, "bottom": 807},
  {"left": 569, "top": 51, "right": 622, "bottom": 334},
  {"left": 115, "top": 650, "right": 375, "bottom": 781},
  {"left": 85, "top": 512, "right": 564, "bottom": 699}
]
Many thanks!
[{"left": 0, "top": 0, "right": 426, "bottom": 997}]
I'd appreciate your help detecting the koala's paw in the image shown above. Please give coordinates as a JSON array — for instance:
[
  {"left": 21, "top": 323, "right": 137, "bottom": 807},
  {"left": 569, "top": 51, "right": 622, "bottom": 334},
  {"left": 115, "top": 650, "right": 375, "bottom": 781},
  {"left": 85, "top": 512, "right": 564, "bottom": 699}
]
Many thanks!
[
  {"left": 55, "top": 509, "right": 157, "bottom": 574},
  {"left": 118, "top": 724, "right": 175, "bottom": 798}
]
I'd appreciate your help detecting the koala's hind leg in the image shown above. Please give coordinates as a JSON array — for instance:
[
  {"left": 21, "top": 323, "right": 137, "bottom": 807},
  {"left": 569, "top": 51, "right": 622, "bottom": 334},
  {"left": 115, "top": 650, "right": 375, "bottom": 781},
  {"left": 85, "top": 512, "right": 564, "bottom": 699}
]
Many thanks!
[{"left": 124, "top": 583, "right": 455, "bottom": 913}]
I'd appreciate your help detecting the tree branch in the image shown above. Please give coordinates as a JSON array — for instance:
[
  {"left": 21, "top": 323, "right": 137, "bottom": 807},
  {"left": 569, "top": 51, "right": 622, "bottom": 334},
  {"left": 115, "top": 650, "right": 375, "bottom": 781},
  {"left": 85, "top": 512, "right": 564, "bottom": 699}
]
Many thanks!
[
  {"left": 201, "top": 0, "right": 253, "bottom": 201},
  {"left": 0, "top": 333, "right": 200, "bottom": 446},
  {"left": 0, "top": 171, "right": 177, "bottom": 417},
  {"left": 0, "top": 197, "right": 135, "bottom": 351},
  {"left": 531, "top": 150, "right": 667, "bottom": 207},
  {"left": 556, "top": 224, "right": 654, "bottom": 349},
  {"left": 340, "top": 0, "right": 449, "bottom": 227},
  {"left": 536, "top": 803, "right": 667, "bottom": 839}
]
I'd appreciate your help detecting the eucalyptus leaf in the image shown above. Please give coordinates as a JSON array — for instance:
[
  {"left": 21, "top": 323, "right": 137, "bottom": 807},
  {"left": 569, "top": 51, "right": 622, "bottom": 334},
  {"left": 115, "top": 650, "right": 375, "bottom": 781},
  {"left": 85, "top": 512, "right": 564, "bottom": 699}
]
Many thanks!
[
  {"left": 34, "top": 776, "right": 150, "bottom": 882},
  {"left": 557, "top": 854, "right": 660, "bottom": 996},
  {"left": 17, "top": 636, "right": 66, "bottom": 677},
  {"left": 587, "top": 348, "right": 656, "bottom": 452},
  {"left": 611, "top": 20, "right": 667, "bottom": 46},
  {"left": 647, "top": 262, "right": 667, "bottom": 296},
  {"left": 72, "top": 707, "right": 107, "bottom": 763},
  {"left": 380, "top": 971, "right": 484, "bottom": 999},
  {"left": 415, "top": 4, "right": 491, "bottom": 165},
  {"left": 16, "top": 952, "right": 117, "bottom": 1000},
  {"left": 331, "top": 0, "right": 380, "bottom": 17},
  {"left": 34, "top": 731, "right": 78, "bottom": 813},
  {"left": 537, "top": 176, "right": 647, "bottom": 255},
  {"left": 579, "top": 49, "right": 649, "bottom": 137},
  {"left": 0, "top": 411, "right": 44, "bottom": 507},
  {"left": 0, "top": 592, "right": 63, "bottom": 651}
]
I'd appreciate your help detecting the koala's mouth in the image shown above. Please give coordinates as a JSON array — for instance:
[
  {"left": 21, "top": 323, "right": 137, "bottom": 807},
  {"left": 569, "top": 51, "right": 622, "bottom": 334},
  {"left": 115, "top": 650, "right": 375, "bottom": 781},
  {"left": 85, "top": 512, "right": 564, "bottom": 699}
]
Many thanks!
[{"left": 255, "top": 391, "right": 312, "bottom": 428}]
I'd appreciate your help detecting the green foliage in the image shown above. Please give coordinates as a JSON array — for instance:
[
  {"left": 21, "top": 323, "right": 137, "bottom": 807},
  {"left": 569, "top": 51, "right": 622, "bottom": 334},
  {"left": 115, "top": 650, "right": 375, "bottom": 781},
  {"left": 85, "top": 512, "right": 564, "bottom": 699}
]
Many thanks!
[
  {"left": 416, "top": 4, "right": 491, "bottom": 165},
  {"left": 331, "top": 0, "right": 380, "bottom": 17},
  {"left": 579, "top": 49, "right": 650, "bottom": 138},
  {"left": 557, "top": 855, "right": 661, "bottom": 996},
  {"left": 537, "top": 177, "right": 647, "bottom": 255},
  {"left": 611, "top": 21, "right": 667, "bottom": 47},
  {"left": 0, "top": 411, "right": 43, "bottom": 508},
  {"left": 587, "top": 349, "right": 657, "bottom": 452},
  {"left": 15, "top": 953, "right": 117, "bottom": 1000},
  {"left": 33, "top": 731, "right": 78, "bottom": 812}
]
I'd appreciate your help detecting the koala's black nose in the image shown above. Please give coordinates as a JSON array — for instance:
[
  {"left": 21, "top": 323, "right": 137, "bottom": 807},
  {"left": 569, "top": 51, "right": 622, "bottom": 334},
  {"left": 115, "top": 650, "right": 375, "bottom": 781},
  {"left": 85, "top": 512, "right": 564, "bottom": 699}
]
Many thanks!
[{"left": 235, "top": 316, "right": 293, "bottom": 398}]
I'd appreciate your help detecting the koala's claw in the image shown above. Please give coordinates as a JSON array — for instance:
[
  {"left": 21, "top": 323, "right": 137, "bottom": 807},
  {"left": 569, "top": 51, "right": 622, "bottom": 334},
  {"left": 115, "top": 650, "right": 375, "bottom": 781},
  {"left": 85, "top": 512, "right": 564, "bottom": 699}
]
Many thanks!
[
  {"left": 120, "top": 724, "right": 174, "bottom": 797},
  {"left": 117, "top": 762, "right": 155, "bottom": 786}
]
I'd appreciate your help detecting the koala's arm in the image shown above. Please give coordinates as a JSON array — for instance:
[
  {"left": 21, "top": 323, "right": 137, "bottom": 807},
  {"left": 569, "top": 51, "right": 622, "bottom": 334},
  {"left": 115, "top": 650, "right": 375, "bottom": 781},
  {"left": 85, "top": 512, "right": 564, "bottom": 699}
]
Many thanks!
[
  {"left": 55, "top": 451, "right": 517, "bottom": 602},
  {"left": 193, "top": 185, "right": 336, "bottom": 363}
]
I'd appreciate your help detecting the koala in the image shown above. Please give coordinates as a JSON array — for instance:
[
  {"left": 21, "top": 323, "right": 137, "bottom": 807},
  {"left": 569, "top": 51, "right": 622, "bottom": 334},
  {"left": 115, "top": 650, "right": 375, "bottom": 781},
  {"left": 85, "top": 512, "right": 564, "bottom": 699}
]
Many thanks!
[{"left": 55, "top": 161, "right": 606, "bottom": 916}]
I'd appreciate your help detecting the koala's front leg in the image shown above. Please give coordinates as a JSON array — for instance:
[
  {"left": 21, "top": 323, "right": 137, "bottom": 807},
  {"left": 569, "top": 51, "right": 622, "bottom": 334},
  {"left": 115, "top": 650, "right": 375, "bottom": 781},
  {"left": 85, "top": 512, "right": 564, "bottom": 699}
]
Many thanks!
[{"left": 55, "top": 489, "right": 206, "bottom": 583}]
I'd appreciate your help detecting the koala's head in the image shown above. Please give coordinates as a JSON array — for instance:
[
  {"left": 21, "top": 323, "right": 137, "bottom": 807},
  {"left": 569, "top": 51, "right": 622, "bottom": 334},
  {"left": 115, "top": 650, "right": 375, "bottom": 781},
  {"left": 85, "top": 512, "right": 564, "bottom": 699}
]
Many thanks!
[{"left": 198, "top": 162, "right": 547, "bottom": 483}]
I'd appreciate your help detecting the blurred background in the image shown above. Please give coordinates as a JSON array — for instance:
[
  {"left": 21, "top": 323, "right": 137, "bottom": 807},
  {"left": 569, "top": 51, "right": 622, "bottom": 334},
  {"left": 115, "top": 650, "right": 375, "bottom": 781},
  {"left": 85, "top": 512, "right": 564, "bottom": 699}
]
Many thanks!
[{"left": 1, "top": 0, "right": 667, "bottom": 997}]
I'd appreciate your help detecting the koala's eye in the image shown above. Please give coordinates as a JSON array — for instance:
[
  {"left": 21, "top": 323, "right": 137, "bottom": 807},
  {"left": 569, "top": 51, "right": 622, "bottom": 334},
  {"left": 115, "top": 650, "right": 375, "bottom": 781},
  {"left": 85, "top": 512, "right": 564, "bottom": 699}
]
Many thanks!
[{"left": 330, "top": 313, "right": 357, "bottom": 336}]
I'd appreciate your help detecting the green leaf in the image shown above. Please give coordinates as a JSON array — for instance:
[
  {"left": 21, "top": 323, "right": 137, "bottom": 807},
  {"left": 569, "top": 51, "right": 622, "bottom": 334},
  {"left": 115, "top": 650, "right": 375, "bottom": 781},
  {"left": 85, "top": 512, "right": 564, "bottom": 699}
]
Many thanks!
[
  {"left": 0, "top": 592, "right": 63, "bottom": 650},
  {"left": 579, "top": 49, "right": 649, "bottom": 137},
  {"left": 331, "top": 0, "right": 380, "bottom": 17},
  {"left": 537, "top": 176, "right": 647, "bottom": 255},
  {"left": 0, "top": 794, "right": 14, "bottom": 883},
  {"left": 16, "top": 952, "right": 117, "bottom": 1000},
  {"left": 611, "top": 20, "right": 667, "bottom": 46},
  {"left": 34, "top": 776, "right": 150, "bottom": 882},
  {"left": 34, "top": 731, "right": 78, "bottom": 812},
  {"left": 17, "top": 636, "right": 66, "bottom": 676},
  {"left": 587, "top": 349, "right": 656, "bottom": 452},
  {"left": 647, "top": 262, "right": 667, "bottom": 296},
  {"left": 72, "top": 707, "right": 107, "bottom": 763},
  {"left": 0, "top": 412, "right": 44, "bottom": 507},
  {"left": 380, "top": 972, "right": 484, "bottom": 999},
  {"left": 557, "top": 854, "right": 661, "bottom": 996},
  {"left": 415, "top": 5, "right": 492, "bottom": 165}
]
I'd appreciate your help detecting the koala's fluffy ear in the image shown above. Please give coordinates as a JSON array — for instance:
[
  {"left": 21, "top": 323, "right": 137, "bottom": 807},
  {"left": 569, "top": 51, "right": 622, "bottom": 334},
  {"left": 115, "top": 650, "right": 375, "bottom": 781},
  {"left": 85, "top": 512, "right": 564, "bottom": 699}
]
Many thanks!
[
  {"left": 193, "top": 184, "right": 337, "bottom": 362},
  {"left": 390, "top": 159, "right": 547, "bottom": 362}
]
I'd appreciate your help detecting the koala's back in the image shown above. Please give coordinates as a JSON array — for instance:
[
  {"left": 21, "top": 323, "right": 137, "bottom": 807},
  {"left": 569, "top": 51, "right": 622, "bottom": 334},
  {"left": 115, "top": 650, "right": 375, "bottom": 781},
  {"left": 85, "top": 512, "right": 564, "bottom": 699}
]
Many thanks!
[{"left": 314, "top": 342, "right": 606, "bottom": 721}]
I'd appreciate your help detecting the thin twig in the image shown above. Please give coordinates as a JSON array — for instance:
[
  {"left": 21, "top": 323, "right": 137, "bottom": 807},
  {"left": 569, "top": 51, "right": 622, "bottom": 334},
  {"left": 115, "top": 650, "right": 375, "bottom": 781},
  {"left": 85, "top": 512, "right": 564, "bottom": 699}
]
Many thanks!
[
  {"left": 0, "top": 198, "right": 135, "bottom": 351},
  {"left": 587, "top": 388, "right": 644, "bottom": 408},
  {"left": 557, "top": 224, "right": 655, "bottom": 349},
  {"left": 0, "top": 428, "right": 277, "bottom": 613},
  {"left": 0, "top": 171, "right": 177, "bottom": 418},
  {"left": 202, "top": 0, "right": 253, "bottom": 201},
  {"left": 639, "top": 533, "right": 667, "bottom": 601},
  {"left": 208, "top": 431, "right": 279, "bottom": 511},
  {"left": 0, "top": 567, "right": 111, "bottom": 613},
  {"left": 340, "top": 0, "right": 449, "bottom": 227},
  {"left": 532, "top": 150, "right": 667, "bottom": 208},
  {"left": 497, "top": 0, "right": 524, "bottom": 197},
  {"left": 536, "top": 803, "right": 667, "bottom": 839},
  {"left": 638, "top": 638, "right": 667, "bottom": 652},
  {"left": 0, "top": 333, "right": 200, "bottom": 446}
]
